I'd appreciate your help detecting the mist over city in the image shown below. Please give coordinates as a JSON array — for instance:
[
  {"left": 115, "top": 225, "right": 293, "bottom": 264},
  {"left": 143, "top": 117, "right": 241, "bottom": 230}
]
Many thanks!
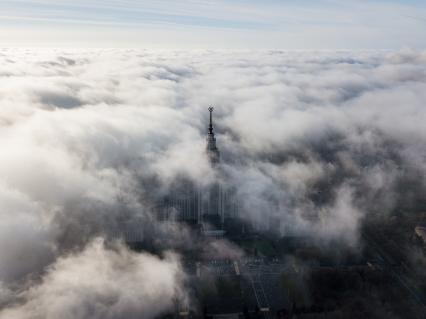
[{"left": 0, "top": 1, "right": 426, "bottom": 319}]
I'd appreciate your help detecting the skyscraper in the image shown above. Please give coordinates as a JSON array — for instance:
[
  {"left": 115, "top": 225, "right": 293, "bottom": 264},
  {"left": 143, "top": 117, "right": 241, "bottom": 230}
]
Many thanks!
[
  {"left": 206, "top": 106, "right": 220, "bottom": 164},
  {"left": 203, "top": 107, "right": 225, "bottom": 228},
  {"left": 159, "top": 107, "right": 239, "bottom": 234}
]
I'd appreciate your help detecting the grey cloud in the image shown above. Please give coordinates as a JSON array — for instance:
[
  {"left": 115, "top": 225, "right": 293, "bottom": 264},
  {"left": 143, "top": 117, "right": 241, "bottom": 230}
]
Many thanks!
[
  {"left": 38, "top": 90, "right": 84, "bottom": 109},
  {"left": 0, "top": 184, "right": 55, "bottom": 283}
]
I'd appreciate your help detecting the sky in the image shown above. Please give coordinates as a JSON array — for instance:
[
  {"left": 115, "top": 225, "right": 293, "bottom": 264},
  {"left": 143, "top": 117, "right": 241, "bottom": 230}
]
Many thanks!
[{"left": 1, "top": 0, "right": 426, "bottom": 49}]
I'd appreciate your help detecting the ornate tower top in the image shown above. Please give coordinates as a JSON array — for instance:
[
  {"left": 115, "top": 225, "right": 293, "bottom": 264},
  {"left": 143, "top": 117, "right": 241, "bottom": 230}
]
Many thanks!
[
  {"left": 208, "top": 106, "right": 214, "bottom": 134},
  {"left": 206, "top": 106, "right": 220, "bottom": 164}
]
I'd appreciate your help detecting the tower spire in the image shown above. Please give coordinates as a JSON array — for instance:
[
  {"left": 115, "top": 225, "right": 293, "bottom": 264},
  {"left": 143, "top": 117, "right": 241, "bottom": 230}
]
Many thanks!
[
  {"left": 206, "top": 106, "right": 220, "bottom": 164},
  {"left": 209, "top": 106, "right": 213, "bottom": 134}
]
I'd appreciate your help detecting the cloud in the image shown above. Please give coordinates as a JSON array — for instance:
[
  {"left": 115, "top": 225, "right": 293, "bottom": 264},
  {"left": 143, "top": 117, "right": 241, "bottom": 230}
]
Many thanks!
[
  {"left": 0, "top": 183, "right": 55, "bottom": 283},
  {"left": 1, "top": 1, "right": 426, "bottom": 49},
  {"left": 0, "top": 48, "right": 425, "bottom": 316},
  {"left": 0, "top": 238, "right": 186, "bottom": 319}
]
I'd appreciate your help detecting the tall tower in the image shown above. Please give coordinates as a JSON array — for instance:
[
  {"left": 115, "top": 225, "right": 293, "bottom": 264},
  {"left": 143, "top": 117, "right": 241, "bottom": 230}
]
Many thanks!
[
  {"left": 204, "top": 107, "right": 225, "bottom": 227},
  {"left": 206, "top": 106, "right": 220, "bottom": 164}
]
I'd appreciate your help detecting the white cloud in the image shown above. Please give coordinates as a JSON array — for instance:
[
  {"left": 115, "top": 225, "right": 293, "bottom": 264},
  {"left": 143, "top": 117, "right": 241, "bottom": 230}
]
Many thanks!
[
  {"left": 0, "top": 239, "right": 186, "bottom": 319},
  {"left": 0, "top": 48, "right": 425, "bottom": 315}
]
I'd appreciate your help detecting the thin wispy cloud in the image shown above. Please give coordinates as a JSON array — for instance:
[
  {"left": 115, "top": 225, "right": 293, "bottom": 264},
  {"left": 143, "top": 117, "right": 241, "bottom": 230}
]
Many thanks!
[{"left": 0, "top": 0, "right": 425, "bottom": 48}]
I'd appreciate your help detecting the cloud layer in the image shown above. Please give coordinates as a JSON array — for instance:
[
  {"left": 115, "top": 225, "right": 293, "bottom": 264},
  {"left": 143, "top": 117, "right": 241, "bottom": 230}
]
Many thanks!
[{"left": 0, "top": 48, "right": 425, "bottom": 317}]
